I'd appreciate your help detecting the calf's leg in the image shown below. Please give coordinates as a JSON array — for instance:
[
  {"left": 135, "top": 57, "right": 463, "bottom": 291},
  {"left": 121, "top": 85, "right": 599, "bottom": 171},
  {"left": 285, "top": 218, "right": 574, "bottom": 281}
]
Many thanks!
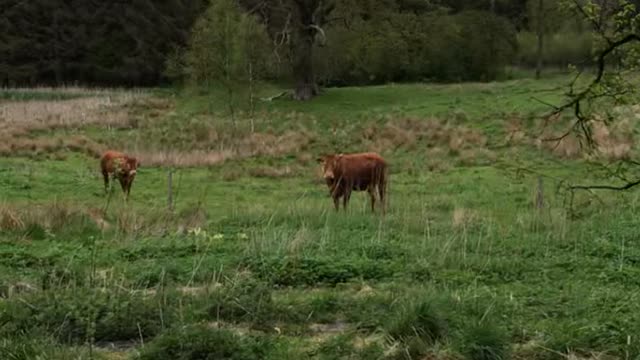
[
  {"left": 102, "top": 171, "right": 110, "bottom": 194},
  {"left": 333, "top": 195, "right": 340, "bottom": 211},
  {"left": 378, "top": 176, "right": 387, "bottom": 215},
  {"left": 118, "top": 177, "right": 127, "bottom": 194}
]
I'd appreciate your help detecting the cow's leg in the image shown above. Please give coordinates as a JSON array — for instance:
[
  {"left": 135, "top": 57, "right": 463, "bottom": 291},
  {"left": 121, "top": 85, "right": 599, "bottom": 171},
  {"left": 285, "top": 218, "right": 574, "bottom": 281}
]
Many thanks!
[
  {"left": 368, "top": 187, "right": 376, "bottom": 213},
  {"left": 333, "top": 196, "right": 340, "bottom": 211},
  {"left": 343, "top": 189, "right": 351, "bottom": 210}
]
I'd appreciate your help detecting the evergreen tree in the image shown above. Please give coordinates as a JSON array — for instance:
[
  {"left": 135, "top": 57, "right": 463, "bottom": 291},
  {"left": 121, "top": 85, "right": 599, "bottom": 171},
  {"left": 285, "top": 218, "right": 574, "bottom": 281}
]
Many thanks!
[{"left": 0, "top": 0, "right": 206, "bottom": 86}]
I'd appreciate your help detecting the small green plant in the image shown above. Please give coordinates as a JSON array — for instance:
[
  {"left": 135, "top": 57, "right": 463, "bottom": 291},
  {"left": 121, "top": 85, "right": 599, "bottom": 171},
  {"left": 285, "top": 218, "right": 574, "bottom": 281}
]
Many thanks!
[
  {"left": 205, "top": 277, "right": 275, "bottom": 328},
  {"left": 245, "top": 256, "right": 394, "bottom": 286}
]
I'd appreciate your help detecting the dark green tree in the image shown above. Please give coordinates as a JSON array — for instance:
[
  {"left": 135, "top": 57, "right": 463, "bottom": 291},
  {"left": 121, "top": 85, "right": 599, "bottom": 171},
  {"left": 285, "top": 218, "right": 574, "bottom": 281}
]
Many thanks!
[{"left": 0, "top": 0, "right": 205, "bottom": 86}]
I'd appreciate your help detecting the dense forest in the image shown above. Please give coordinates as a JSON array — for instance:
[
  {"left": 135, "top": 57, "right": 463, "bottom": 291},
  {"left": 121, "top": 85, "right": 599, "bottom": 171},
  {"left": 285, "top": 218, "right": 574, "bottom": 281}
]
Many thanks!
[{"left": 0, "top": 0, "right": 629, "bottom": 89}]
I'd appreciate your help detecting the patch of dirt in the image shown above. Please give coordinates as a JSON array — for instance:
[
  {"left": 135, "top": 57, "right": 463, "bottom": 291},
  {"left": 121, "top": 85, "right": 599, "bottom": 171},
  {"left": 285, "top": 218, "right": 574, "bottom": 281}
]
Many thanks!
[
  {"left": 451, "top": 207, "right": 478, "bottom": 229},
  {"left": 95, "top": 340, "right": 139, "bottom": 351},
  {"left": 309, "top": 321, "right": 350, "bottom": 334}
]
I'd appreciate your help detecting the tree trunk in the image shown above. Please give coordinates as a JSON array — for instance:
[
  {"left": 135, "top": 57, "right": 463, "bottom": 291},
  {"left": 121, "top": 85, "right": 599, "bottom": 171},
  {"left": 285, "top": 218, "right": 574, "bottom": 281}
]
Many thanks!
[
  {"left": 292, "top": 26, "right": 318, "bottom": 101},
  {"left": 535, "top": 0, "right": 544, "bottom": 80}
]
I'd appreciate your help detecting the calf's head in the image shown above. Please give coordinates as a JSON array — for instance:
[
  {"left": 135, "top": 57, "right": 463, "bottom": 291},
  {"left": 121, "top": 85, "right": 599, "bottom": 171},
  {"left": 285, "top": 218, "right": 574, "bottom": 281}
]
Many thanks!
[
  {"left": 126, "top": 157, "right": 139, "bottom": 175},
  {"left": 116, "top": 157, "right": 140, "bottom": 179}
]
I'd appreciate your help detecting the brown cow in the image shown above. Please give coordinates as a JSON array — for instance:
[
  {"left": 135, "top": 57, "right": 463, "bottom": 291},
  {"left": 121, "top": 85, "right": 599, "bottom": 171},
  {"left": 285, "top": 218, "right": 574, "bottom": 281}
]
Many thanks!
[
  {"left": 100, "top": 150, "right": 139, "bottom": 199},
  {"left": 317, "top": 152, "right": 388, "bottom": 213}
]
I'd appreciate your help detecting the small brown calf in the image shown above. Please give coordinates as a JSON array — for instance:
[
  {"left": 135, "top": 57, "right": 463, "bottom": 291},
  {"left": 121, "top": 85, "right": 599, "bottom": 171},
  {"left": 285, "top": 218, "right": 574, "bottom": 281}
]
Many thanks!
[
  {"left": 317, "top": 152, "right": 388, "bottom": 214},
  {"left": 100, "top": 150, "right": 139, "bottom": 199}
]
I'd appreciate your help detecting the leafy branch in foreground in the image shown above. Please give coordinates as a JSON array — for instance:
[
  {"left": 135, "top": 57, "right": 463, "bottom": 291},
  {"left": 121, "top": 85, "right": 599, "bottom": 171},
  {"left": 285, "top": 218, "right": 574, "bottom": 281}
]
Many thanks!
[{"left": 544, "top": 0, "right": 640, "bottom": 196}]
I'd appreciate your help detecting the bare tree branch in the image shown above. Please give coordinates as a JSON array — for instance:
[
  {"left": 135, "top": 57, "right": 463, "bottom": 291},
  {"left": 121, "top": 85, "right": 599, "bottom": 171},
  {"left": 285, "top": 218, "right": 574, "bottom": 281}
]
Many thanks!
[
  {"left": 307, "top": 24, "right": 326, "bottom": 45},
  {"left": 540, "top": 33, "right": 640, "bottom": 144},
  {"left": 569, "top": 179, "right": 640, "bottom": 191}
]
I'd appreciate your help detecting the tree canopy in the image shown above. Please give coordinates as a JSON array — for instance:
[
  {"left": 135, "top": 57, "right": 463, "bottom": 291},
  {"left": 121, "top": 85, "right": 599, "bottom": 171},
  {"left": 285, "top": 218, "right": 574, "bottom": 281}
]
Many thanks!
[{"left": 0, "top": 0, "right": 598, "bottom": 91}]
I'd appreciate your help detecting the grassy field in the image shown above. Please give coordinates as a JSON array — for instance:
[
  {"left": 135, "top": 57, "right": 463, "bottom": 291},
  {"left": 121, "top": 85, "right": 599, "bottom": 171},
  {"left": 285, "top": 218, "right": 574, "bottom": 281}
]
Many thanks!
[{"left": 1, "top": 74, "right": 640, "bottom": 360}]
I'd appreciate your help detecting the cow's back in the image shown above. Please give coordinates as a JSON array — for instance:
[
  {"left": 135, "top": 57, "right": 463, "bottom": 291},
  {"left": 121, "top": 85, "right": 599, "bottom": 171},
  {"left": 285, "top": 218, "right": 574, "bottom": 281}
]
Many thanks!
[{"left": 336, "top": 153, "right": 386, "bottom": 184}]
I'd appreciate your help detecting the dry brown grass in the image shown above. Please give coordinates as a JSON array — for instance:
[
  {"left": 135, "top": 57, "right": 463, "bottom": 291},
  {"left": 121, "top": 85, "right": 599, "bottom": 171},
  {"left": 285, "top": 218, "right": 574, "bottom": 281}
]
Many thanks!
[
  {"left": 1, "top": 89, "right": 313, "bottom": 167},
  {"left": 532, "top": 107, "right": 636, "bottom": 161},
  {"left": 238, "top": 130, "right": 313, "bottom": 157},
  {"left": 135, "top": 149, "right": 233, "bottom": 167},
  {"left": 0, "top": 135, "right": 105, "bottom": 158},
  {"left": 365, "top": 117, "right": 487, "bottom": 150},
  {"left": 0, "top": 202, "right": 107, "bottom": 232},
  {"left": 424, "top": 147, "right": 452, "bottom": 172},
  {"left": 457, "top": 148, "right": 498, "bottom": 166},
  {"left": 503, "top": 114, "right": 527, "bottom": 145},
  {"left": 0, "top": 92, "right": 146, "bottom": 159},
  {"left": 128, "top": 129, "right": 313, "bottom": 168},
  {"left": 0, "top": 201, "right": 212, "bottom": 237},
  {"left": 538, "top": 121, "right": 633, "bottom": 161},
  {"left": 249, "top": 165, "right": 299, "bottom": 178},
  {"left": 451, "top": 207, "right": 478, "bottom": 229},
  {"left": 364, "top": 117, "right": 493, "bottom": 166},
  {"left": 591, "top": 116, "right": 634, "bottom": 161},
  {"left": 0, "top": 95, "right": 143, "bottom": 133}
]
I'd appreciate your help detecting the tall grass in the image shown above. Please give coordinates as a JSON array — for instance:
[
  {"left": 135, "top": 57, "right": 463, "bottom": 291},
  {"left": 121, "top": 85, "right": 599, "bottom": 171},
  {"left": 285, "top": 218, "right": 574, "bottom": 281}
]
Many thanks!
[{"left": 2, "top": 78, "right": 640, "bottom": 358}]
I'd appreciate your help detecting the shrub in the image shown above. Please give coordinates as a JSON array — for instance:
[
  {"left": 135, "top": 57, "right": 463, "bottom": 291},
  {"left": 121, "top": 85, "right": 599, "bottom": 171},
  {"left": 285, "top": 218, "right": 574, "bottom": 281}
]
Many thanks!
[
  {"left": 137, "top": 325, "right": 273, "bottom": 360},
  {"left": 458, "top": 321, "right": 510, "bottom": 360},
  {"left": 205, "top": 278, "right": 275, "bottom": 328},
  {"left": 386, "top": 300, "right": 448, "bottom": 343},
  {"left": 0, "top": 334, "right": 85, "bottom": 360}
]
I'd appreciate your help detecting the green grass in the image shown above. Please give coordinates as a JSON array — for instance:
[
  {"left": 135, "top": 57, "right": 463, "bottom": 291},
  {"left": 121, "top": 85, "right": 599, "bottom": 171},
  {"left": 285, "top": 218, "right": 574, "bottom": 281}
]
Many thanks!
[{"left": 1, "top": 74, "right": 640, "bottom": 359}]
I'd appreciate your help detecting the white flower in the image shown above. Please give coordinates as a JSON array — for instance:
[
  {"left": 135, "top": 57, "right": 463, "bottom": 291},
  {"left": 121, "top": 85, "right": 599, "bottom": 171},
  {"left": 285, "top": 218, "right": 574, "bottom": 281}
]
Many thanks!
[{"left": 188, "top": 227, "right": 202, "bottom": 237}]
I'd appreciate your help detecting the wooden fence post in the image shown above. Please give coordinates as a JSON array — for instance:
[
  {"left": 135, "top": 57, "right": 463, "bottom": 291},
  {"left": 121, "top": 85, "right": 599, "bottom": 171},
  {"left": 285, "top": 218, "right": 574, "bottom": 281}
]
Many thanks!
[{"left": 168, "top": 169, "right": 174, "bottom": 211}]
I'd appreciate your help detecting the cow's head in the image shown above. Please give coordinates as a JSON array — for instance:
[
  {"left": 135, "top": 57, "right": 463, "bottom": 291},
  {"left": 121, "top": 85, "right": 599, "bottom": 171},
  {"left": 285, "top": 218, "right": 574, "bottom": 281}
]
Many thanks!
[{"left": 316, "top": 154, "right": 343, "bottom": 182}]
